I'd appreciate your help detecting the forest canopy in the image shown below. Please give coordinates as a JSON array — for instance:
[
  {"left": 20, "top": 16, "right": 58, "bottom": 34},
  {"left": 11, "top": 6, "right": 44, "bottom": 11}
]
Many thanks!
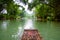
[{"left": 0, "top": 0, "right": 60, "bottom": 20}]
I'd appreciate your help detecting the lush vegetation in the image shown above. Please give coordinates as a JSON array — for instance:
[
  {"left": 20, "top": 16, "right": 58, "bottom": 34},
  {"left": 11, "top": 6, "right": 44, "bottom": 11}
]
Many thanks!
[
  {"left": 0, "top": 0, "right": 25, "bottom": 20},
  {"left": 0, "top": 0, "right": 60, "bottom": 21},
  {"left": 28, "top": 0, "right": 60, "bottom": 21}
]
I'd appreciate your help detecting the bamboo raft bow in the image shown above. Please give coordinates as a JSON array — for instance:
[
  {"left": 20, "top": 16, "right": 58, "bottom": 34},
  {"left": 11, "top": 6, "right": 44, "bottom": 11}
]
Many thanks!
[{"left": 21, "top": 29, "right": 42, "bottom": 40}]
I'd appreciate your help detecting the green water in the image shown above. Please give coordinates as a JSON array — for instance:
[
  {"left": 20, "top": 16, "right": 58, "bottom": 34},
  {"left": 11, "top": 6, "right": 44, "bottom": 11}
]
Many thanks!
[{"left": 0, "top": 19, "right": 60, "bottom": 40}]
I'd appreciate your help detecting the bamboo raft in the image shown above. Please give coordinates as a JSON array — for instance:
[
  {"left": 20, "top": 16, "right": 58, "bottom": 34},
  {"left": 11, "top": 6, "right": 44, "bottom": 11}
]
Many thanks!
[{"left": 21, "top": 29, "right": 42, "bottom": 40}]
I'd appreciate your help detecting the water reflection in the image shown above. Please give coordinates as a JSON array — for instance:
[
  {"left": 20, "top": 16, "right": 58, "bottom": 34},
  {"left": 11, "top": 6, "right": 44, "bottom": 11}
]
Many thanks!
[
  {"left": 11, "top": 20, "right": 25, "bottom": 40},
  {"left": 17, "top": 27, "right": 23, "bottom": 38},
  {"left": 1, "top": 21, "right": 9, "bottom": 30},
  {"left": 24, "top": 19, "right": 34, "bottom": 29},
  {"left": 12, "top": 27, "right": 23, "bottom": 40},
  {"left": 0, "top": 19, "right": 60, "bottom": 40},
  {"left": 12, "top": 19, "right": 35, "bottom": 40}
]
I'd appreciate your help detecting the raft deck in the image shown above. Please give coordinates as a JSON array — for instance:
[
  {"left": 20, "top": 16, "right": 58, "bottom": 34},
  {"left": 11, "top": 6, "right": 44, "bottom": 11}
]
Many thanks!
[{"left": 21, "top": 29, "right": 42, "bottom": 40}]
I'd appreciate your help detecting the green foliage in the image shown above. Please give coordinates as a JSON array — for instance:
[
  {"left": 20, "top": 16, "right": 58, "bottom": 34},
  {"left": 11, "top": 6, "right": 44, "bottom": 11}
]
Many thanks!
[
  {"left": 0, "top": 0, "right": 60, "bottom": 20},
  {"left": 34, "top": 3, "right": 54, "bottom": 20},
  {"left": 0, "top": 0, "right": 25, "bottom": 20},
  {"left": 0, "top": 0, "right": 13, "bottom": 12},
  {"left": 20, "top": 0, "right": 28, "bottom": 5}
]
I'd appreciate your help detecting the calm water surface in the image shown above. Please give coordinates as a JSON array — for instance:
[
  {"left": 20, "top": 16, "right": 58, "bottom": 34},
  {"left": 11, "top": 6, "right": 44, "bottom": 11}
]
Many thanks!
[{"left": 0, "top": 19, "right": 60, "bottom": 40}]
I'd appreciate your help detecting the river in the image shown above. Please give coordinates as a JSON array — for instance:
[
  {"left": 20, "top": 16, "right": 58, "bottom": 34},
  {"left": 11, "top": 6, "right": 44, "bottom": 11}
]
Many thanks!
[{"left": 0, "top": 19, "right": 60, "bottom": 40}]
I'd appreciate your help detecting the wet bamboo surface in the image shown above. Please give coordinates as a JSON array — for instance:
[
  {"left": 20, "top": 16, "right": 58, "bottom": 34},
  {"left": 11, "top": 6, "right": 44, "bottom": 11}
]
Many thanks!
[{"left": 21, "top": 29, "right": 42, "bottom": 40}]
